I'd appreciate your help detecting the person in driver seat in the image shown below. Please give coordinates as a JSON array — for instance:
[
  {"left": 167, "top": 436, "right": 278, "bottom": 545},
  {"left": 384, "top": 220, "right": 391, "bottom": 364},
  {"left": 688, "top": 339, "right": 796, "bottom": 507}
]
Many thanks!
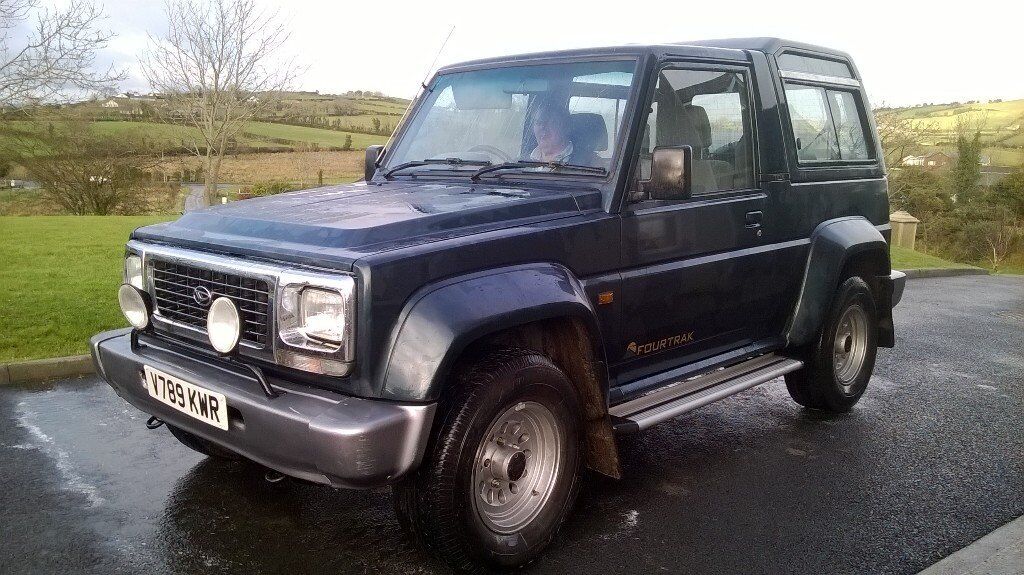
[
  {"left": 529, "top": 100, "right": 575, "bottom": 163},
  {"left": 528, "top": 99, "right": 604, "bottom": 169}
]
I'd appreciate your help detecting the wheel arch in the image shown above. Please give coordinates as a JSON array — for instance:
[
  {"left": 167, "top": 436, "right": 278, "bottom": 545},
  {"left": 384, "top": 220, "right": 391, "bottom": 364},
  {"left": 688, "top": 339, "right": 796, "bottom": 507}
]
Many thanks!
[
  {"left": 786, "top": 217, "right": 891, "bottom": 347},
  {"left": 379, "top": 263, "right": 621, "bottom": 478},
  {"left": 379, "top": 263, "right": 608, "bottom": 403}
]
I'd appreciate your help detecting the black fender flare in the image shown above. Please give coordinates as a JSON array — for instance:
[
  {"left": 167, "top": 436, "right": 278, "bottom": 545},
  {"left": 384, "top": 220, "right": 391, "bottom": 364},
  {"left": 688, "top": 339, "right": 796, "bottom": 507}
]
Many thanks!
[
  {"left": 379, "top": 263, "right": 606, "bottom": 402},
  {"left": 786, "top": 217, "right": 890, "bottom": 347}
]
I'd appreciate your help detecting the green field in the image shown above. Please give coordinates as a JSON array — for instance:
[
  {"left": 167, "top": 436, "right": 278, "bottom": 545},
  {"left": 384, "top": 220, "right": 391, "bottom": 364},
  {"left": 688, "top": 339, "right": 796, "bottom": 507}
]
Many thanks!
[
  {"left": 895, "top": 99, "right": 1024, "bottom": 130},
  {"left": 240, "top": 122, "right": 388, "bottom": 149},
  {"left": 0, "top": 119, "right": 389, "bottom": 154},
  {"left": 889, "top": 245, "right": 976, "bottom": 271},
  {"left": 0, "top": 215, "right": 173, "bottom": 362},
  {"left": 340, "top": 98, "right": 409, "bottom": 115},
  {"left": 887, "top": 98, "right": 1024, "bottom": 167}
]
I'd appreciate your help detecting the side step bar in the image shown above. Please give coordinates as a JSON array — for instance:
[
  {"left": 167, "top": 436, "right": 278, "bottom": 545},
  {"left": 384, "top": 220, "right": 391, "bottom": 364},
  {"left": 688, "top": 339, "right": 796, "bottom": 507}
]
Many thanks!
[{"left": 610, "top": 354, "right": 804, "bottom": 433}]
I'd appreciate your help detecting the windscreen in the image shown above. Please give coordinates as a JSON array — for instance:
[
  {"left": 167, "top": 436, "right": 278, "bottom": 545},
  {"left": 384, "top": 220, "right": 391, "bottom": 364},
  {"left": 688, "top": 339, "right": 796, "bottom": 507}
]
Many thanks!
[{"left": 386, "top": 60, "right": 638, "bottom": 176}]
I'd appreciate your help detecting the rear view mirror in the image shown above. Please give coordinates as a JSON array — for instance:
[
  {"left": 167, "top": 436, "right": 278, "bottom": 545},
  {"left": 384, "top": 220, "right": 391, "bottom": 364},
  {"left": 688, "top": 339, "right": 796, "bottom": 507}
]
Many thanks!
[
  {"left": 452, "top": 80, "right": 513, "bottom": 110},
  {"left": 644, "top": 146, "right": 692, "bottom": 200},
  {"left": 365, "top": 145, "right": 384, "bottom": 182}
]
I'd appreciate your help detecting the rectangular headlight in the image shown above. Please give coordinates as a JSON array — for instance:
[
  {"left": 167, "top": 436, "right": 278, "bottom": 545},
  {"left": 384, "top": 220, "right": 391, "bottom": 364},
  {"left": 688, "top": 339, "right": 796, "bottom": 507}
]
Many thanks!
[
  {"left": 275, "top": 270, "right": 355, "bottom": 375},
  {"left": 299, "top": 287, "right": 346, "bottom": 344}
]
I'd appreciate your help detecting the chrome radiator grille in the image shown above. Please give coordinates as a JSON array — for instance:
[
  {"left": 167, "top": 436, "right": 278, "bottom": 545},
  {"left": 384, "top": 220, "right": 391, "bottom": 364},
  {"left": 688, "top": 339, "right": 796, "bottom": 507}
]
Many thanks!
[{"left": 150, "top": 259, "right": 271, "bottom": 347}]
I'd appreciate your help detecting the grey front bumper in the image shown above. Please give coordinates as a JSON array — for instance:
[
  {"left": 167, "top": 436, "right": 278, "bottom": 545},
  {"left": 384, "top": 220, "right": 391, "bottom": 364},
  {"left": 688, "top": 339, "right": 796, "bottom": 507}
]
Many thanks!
[
  {"left": 888, "top": 270, "right": 907, "bottom": 307},
  {"left": 91, "top": 329, "right": 435, "bottom": 489}
]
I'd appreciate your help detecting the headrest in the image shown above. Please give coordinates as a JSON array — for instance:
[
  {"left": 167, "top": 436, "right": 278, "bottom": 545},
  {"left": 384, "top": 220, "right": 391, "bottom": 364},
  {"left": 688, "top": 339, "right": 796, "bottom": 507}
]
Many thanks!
[
  {"left": 681, "top": 104, "right": 711, "bottom": 149},
  {"left": 569, "top": 113, "right": 608, "bottom": 152}
]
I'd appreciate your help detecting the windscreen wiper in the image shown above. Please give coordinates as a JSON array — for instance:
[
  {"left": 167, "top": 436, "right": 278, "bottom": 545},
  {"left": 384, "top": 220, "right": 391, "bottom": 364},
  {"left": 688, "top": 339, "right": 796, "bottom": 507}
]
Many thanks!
[
  {"left": 470, "top": 161, "right": 607, "bottom": 182},
  {"left": 384, "top": 157, "right": 491, "bottom": 179}
]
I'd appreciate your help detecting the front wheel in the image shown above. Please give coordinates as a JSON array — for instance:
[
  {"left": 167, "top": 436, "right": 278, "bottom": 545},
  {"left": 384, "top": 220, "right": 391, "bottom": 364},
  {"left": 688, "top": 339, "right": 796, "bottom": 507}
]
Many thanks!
[
  {"left": 785, "top": 275, "right": 879, "bottom": 412},
  {"left": 393, "top": 349, "right": 583, "bottom": 572}
]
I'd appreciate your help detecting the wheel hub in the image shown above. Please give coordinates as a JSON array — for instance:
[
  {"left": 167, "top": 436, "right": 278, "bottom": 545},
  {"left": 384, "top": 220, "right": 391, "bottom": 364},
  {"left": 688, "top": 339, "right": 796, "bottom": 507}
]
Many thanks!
[
  {"left": 485, "top": 442, "right": 528, "bottom": 482},
  {"left": 833, "top": 304, "right": 869, "bottom": 389},
  {"left": 472, "top": 401, "right": 562, "bottom": 534},
  {"left": 506, "top": 451, "right": 527, "bottom": 482}
]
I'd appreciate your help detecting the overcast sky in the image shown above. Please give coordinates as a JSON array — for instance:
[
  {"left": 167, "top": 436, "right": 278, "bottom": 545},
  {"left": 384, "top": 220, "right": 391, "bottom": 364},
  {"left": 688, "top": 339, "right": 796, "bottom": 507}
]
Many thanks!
[{"left": 97, "top": 0, "right": 1021, "bottom": 107}]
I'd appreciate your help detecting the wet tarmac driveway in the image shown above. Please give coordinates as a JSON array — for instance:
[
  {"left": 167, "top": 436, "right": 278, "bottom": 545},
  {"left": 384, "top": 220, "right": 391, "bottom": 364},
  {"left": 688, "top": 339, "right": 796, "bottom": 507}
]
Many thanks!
[{"left": 2, "top": 275, "right": 1023, "bottom": 574}]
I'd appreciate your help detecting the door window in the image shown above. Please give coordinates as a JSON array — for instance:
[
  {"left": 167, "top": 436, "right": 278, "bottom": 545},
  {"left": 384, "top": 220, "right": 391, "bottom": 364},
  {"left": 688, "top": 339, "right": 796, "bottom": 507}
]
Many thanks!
[{"left": 639, "top": 68, "right": 754, "bottom": 194}]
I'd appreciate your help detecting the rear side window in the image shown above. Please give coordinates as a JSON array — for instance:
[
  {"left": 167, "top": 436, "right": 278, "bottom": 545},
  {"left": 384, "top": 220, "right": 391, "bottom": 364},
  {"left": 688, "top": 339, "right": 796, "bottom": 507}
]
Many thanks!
[
  {"left": 783, "top": 83, "right": 873, "bottom": 163},
  {"left": 784, "top": 84, "right": 838, "bottom": 162},
  {"left": 778, "top": 53, "right": 853, "bottom": 79},
  {"left": 827, "top": 90, "right": 870, "bottom": 160}
]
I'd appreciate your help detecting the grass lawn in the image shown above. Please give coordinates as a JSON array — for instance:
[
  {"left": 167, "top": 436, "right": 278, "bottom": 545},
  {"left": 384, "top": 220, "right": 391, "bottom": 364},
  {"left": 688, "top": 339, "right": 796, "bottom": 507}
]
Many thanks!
[
  {"left": 0, "top": 215, "right": 173, "bottom": 362},
  {"left": 890, "top": 245, "right": 977, "bottom": 270}
]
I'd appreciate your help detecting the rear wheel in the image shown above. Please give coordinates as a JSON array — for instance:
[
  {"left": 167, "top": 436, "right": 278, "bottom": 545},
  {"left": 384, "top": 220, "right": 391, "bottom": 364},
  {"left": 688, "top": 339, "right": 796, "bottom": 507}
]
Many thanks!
[
  {"left": 393, "top": 348, "right": 584, "bottom": 572},
  {"left": 166, "top": 424, "right": 241, "bottom": 460},
  {"left": 785, "top": 276, "right": 879, "bottom": 412}
]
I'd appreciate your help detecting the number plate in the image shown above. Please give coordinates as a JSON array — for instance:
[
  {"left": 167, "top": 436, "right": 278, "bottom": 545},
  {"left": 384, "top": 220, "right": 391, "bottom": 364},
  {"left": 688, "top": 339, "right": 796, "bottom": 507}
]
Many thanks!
[{"left": 143, "top": 365, "right": 229, "bottom": 431}]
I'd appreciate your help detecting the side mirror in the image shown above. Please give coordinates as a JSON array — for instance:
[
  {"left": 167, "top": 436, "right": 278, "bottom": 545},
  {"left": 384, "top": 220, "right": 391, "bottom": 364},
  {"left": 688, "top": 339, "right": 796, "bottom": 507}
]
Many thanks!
[
  {"left": 644, "top": 145, "right": 692, "bottom": 201},
  {"left": 364, "top": 145, "right": 384, "bottom": 182}
]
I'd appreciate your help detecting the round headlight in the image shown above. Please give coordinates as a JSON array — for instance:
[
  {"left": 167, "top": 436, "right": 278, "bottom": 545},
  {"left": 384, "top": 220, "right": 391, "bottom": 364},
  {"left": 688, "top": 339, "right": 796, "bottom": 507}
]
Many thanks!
[
  {"left": 207, "top": 297, "right": 241, "bottom": 354},
  {"left": 118, "top": 284, "right": 150, "bottom": 329}
]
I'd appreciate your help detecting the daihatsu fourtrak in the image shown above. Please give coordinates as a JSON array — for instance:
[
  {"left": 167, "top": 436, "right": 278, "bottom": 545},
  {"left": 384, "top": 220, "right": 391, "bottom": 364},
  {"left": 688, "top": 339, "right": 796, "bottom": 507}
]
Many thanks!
[{"left": 93, "top": 37, "right": 905, "bottom": 571}]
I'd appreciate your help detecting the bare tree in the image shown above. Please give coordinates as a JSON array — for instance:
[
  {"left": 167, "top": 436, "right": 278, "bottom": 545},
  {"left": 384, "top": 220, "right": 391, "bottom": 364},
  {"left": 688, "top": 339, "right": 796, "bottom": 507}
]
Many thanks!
[
  {"left": 0, "top": 0, "right": 122, "bottom": 105},
  {"left": 141, "top": 0, "right": 297, "bottom": 206},
  {"left": 873, "top": 106, "right": 931, "bottom": 170},
  {"left": 985, "top": 221, "right": 1019, "bottom": 273},
  {"left": 16, "top": 117, "right": 161, "bottom": 214}
]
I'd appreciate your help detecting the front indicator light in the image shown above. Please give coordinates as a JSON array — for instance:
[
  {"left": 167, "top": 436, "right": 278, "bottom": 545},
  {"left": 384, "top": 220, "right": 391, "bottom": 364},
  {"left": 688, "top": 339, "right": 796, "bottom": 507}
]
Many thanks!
[
  {"left": 118, "top": 284, "right": 151, "bottom": 329},
  {"left": 124, "top": 255, "right": 143, "bottom": 290}
]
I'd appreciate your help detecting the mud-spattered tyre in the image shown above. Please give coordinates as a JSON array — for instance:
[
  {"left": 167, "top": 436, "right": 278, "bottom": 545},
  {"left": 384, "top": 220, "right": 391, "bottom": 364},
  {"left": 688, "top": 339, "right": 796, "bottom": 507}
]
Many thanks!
[
  {"left": 166, "top": 424, "right": 241, "bottom": 460},
  {"left": 393, "top": 348, "right": 584, "bottom": 572},
  {"left": 785, "top": 275, "right": 879, "bottom": 412}
]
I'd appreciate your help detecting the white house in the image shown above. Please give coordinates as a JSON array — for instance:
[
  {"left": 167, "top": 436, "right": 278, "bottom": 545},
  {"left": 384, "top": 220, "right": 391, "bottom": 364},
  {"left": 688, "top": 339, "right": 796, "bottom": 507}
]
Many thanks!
[{"left": 901, "top": 151, "right": 953, "bottom": 167}]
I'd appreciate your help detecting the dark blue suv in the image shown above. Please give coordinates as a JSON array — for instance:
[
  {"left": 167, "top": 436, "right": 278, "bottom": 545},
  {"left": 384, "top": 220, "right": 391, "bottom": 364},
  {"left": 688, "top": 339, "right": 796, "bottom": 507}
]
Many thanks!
[{"left": 93, "top": 38, "right": 905, "bottom": 571}]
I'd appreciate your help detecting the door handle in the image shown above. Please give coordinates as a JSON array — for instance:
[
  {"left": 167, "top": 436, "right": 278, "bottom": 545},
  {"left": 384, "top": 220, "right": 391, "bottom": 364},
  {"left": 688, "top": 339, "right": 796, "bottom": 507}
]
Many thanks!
[{"left": 744, "top": 211, "right": 763, "bottom": 228}]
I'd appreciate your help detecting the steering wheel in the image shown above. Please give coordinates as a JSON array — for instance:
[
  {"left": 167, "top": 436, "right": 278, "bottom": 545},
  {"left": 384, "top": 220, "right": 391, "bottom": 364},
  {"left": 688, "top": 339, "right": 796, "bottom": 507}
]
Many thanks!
[{"left": 467, "top": 145, "right": 513, "bottom": 163}]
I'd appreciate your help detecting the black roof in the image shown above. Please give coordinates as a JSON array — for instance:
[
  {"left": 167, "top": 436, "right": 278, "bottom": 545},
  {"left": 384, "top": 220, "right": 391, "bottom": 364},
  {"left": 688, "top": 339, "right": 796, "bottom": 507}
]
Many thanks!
[
  {"left": 437, "top": 37, "right": 852, "bottom": 74},
  {"left": 684, "top": 37, "right": 853, "bottom": 60}
]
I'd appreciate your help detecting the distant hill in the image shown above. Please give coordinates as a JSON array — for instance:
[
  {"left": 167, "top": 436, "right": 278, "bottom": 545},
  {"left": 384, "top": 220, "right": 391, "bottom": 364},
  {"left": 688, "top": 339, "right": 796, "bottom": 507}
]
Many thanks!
[
  {"left": 3, "top": 91, "right": 411, "bottom": 154},
  {"left": 879, "top": 98, "right": 1024, "bottom": 167}
]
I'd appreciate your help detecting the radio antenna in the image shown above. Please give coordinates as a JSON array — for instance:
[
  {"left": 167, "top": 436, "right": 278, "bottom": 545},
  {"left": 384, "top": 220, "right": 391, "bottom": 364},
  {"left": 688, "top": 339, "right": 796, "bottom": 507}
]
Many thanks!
[
  {"left": 421, "top": 26, "right": 455, "bottom": 92},
  {"left": 379, "top": 26, "right": 456, "bottom": 159}
]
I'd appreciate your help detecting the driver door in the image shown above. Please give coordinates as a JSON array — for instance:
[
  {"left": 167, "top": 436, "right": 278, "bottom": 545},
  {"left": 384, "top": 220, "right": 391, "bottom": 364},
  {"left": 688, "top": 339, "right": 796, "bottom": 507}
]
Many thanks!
[{"left": 613, "top": 62, "right": 775, "bottom": 383}]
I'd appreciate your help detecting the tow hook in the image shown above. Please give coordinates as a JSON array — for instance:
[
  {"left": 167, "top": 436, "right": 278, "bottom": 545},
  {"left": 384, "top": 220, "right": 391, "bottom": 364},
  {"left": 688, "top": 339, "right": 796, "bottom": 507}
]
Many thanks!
[
  {"left": 264, "top": 469, "right": 286, "bottom": 483},
  {"left": 146, "top": 416, "right": 165, "bottom": 429}
]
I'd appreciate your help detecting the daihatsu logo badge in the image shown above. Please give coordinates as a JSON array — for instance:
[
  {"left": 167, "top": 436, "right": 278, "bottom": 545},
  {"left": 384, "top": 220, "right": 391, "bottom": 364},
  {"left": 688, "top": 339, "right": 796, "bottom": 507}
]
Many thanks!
[{"left": 192, "top": 286, "right": 213, "bottom": 306}]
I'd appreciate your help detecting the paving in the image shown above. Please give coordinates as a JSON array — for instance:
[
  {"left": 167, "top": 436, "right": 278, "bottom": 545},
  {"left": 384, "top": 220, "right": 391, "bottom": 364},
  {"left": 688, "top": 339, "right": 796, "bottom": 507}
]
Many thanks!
[
  {"left": 1, "top": 275, "right": 1022, "bottom": 574},
  {"left": 919, "top": 515, "right": 1024, "bottom": 575}
]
